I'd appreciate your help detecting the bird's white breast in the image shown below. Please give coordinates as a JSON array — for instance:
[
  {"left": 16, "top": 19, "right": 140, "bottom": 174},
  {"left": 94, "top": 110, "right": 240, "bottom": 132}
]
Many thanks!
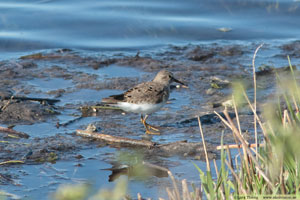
[{"left": 117, "top": 102, "right": 165, "bottom": 115}]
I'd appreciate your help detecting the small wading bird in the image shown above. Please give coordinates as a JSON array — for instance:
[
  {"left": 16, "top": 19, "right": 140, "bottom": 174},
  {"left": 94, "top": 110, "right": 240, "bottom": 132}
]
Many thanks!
[{"left": 101, "top": 70, "right": 187, "bottom": 135}]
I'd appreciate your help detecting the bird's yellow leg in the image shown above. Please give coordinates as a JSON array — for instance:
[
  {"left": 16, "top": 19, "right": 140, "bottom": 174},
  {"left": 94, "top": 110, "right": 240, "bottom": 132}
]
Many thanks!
[
  {"left": 143, "top": 115, "right": 160, "bottom": 131},
  {"left": 140, "top": 115, "right": 160, "bottom": 135}
]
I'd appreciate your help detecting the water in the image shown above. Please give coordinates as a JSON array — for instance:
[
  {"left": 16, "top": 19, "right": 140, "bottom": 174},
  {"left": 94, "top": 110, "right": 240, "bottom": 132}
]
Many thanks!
[
  {"left": 0, "top": 0, "right": 299, "bottom": 55},
  {"left": 1, "top": 0, "right": 300, "bottom": 199}
]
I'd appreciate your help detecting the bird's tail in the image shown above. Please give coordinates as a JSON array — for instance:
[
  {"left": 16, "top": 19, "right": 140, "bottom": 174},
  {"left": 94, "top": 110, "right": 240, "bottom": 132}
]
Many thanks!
[{"left": 101, "top": 94, "right": 125, "bottom": 104}]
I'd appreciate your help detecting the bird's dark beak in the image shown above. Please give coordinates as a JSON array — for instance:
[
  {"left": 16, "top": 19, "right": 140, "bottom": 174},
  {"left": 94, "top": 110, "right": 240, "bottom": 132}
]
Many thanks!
[{"left": 173, "top": 77, "right": 188, "bottom": 88}]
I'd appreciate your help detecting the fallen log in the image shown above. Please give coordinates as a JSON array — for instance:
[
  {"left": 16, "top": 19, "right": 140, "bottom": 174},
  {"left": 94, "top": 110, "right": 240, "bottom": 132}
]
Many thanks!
[{"left": 76, "top": 129, "right": 156, "bottom": 148}]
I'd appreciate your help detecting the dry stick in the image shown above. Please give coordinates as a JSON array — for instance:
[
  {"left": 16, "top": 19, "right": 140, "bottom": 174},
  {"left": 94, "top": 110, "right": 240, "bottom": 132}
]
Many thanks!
[
  {"left": 0, "top": 126, "right": 29, "bottom": 138},
  {"left": 182, "top": 179, "right": 192, "bottom": 200},
  {"left": 216, "top": 143, "right": 264, "bottom": 150},
  {"left": 213, "top": 159, "right": 218, "bottom": 175},
  {"left": 76, "top": 130, "right": 155, "bottom": 148},
  {"left": 0, "top": 95, "right": 14, "bottom": 112},
  {"left": 58, "top": 116, "right": 84, "bottom": 127},
  {"left": 214, "top": 111, "right": 232, "bottom": 130},
  {"left": 168, "top": 170, "right": 181, "bottom": 200},
  {"left": 224, "top": 159, "right": 247, "bottom": 195},
  {"left": 283, "top": 110, "right": 292, "bottom": 129},
  {"left": 285, "top": 109, "right": 292, "bottom": 126},
  {"left": 232, "top": 96, "right": 242, "bottom": 136},
  {"left": 219, "top": 145, "right": 267, "bottom": 163},
  {"left": 242, "top": 90, "right": 268, "bottom": 140},
  {"left": 288, "top": 55, "right": 300, "bottom": 110},
  {"left": 195, "top": 187, "right": 202, "bottom": 200},
  {"left": 215, "top": 110, "right": 251, "bottom": 181},
  {"left": 231, "top": 97, "right": 243, "bottom": 165},
  {"left": 221, "top": 109, "right": 253, "bottom": 189},
  {"left": 197, "top": 116, "right": 211, "bottom": 172},
  {"left": 249, "top": 146, "right": 266, "bottom": 163},
  {"left": 252, "top": 43, "right": 264, "bottom": 160},
  {"left": 197, "top": 116, "right": 213, "bottom": 199},
  {"left": 223, "top": 110, "right": 275, "bottom": 190},
  {"left": 166, "top": 187, "right": 176, "bottom": 200},
  {"left": 283, "top": 110, "right": 288, "bottom": 128}
]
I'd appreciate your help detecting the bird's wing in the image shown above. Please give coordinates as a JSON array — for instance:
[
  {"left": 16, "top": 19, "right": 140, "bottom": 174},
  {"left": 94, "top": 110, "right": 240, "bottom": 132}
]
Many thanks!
[
  {"left": 101, "top": 93, "right": 125, "bottom": 104},
  {"left": 101, "top": 82, "right": 168, "bottom": 104},
  {"left": 123, "top": 82, "right": 168, "bottom": 104}
]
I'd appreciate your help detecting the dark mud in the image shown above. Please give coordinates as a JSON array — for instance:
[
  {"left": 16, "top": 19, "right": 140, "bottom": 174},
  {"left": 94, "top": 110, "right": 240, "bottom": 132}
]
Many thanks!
[
  {"left": 0, "top": 99, "right": 57, "bottom": 124},
  {"left": 1, "top": 41, "right": 300, "bottom": 198}
]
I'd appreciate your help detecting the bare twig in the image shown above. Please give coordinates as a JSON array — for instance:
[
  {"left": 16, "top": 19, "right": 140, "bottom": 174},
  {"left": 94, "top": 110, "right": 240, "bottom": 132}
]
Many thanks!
[
  {"left": 231, "top": 97, "right": 243, "bottom": 163},
  {"left": 214, "top": 111, "right": 232, "bottom": 130},
  {"left": 168, "top": 170, "right": 181, "bottom": 200},
  {"left": 225, "top": 160, "right": 247, "bottom": 195},
  {"left": 223, "top": 110, "right": 275, "bottom": 190},
  {"left": 252, "top": 43, "right": 264, "bottom": 159},
  {"left": 216, "top": 143, "right": 264, "bottom": 150},
  {"left": 288, "top": 55, "right": 300, "bottom": 108},
  {"left": 242, "top": 90, "right": 268, "bottom": 139},
  {"left": 76, "top": 130, "right": 156, "bottom": 148},
  {"left": 166, "top": 187, "right": 176, "bottom": 200},
  {"left": 0, "top": 95, "right": 14, "bottom": 112},
  {"left": 182, "top": 179, "right": 192, "bottom": 200},
  {"left": 197, "top": 116, "right": 211, "bottom": 172}
]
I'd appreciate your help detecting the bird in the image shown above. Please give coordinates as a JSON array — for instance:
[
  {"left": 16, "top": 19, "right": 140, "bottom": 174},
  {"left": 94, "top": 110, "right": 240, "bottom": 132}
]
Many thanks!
[{"left": 101, "top": 70, "right": 187, "bottom": 135}]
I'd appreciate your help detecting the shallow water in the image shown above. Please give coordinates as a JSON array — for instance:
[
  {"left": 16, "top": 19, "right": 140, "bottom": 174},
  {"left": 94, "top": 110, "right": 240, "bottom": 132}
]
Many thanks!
[{"left": 1, "top": 0, "right": 300, "bottom": 199}]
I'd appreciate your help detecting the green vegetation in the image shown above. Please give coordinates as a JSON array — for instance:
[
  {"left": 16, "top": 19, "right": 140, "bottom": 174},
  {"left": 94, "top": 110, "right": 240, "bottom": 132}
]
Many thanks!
[{"left": 193, "top": 54, "right": 300, "bottom": 199}]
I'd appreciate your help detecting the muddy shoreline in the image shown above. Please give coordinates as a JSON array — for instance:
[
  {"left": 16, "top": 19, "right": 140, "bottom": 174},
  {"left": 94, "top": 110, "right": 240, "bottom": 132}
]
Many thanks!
[{"left": 1, "top": 40, "right": 300, "bottom": 198}]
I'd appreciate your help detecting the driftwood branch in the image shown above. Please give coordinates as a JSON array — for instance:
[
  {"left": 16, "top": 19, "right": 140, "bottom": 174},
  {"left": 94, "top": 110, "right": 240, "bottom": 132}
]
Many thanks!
[
  {"left": 0, "top": 126, "right": 29, "bottom": 138},
  {"left": 76, "top": 130, "right": 156, "bottom": 148}
]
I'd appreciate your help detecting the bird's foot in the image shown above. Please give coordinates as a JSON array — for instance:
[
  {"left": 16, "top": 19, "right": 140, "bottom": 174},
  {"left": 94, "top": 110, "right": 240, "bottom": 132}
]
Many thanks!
[
  {"left": 145, "top": 129, "right": 160, "bottom": 135},
  {"left": 145, "top": 123, "right": 160, "bottom": 131}
]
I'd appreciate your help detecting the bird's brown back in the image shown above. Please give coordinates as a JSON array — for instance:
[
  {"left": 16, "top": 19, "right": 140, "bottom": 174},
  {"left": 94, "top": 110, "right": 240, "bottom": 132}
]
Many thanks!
[{"left": 102, "top": 82, "right": 169, "bottom": 104}]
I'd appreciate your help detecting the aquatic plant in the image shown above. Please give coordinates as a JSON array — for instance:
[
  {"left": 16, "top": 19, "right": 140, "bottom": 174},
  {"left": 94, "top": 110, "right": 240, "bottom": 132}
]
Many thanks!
[{"left": 185, "top": 50, "right": 300, "bottom": 199}]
